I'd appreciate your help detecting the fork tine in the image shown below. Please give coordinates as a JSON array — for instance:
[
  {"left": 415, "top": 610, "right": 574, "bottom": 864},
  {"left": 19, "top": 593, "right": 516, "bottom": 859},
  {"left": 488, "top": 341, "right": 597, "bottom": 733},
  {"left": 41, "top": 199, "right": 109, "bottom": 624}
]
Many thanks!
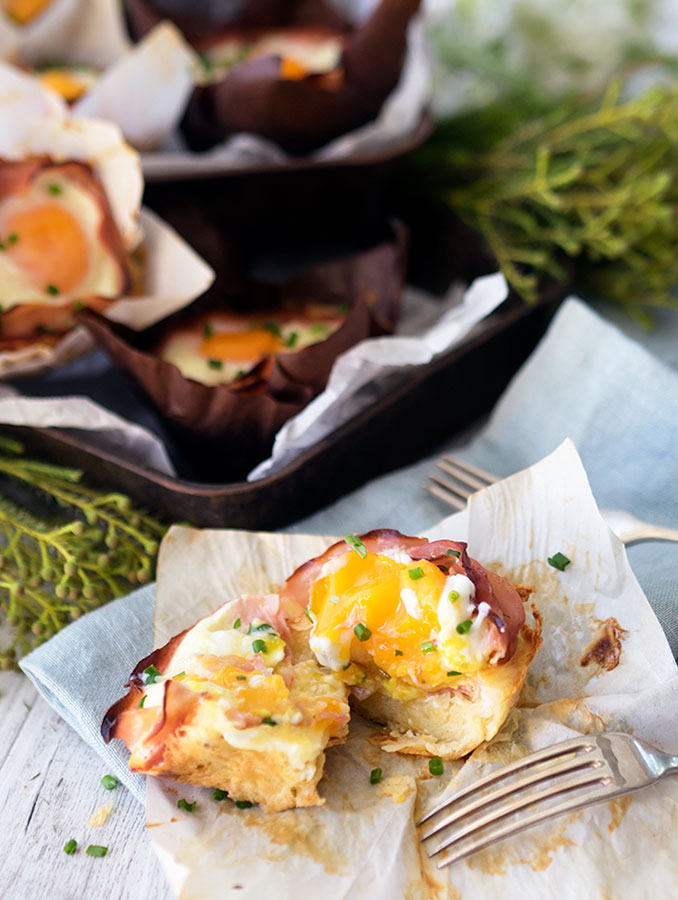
[
  {"left": 441, "top": 456, "right": 499, "bottom": 486},
  {"left": 419, "top": 751, "right": 602, "bottom": 841},
  {"left": 425, "top": 482, "right": 466, "bottom": 510},
  {"left": 417, "top": 736, "right": 595, "bottom": 826},
  {"left": 428, "top": 472, "right": 471, "bottom": 505},
  {"left": 436, "top": 459, "right": 492, "bottom": 492},
  {"left": 431, "top": 780, "right": 615, "bottom": 869}
]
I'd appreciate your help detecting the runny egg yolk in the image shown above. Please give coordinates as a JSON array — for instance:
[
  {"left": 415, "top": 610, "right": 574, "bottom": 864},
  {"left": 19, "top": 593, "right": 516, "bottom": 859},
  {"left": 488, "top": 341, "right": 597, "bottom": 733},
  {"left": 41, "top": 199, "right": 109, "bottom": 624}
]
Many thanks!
[
  {"left": 38, "top": 69, "right": 91, "bottom": 102},
  {"left": 200, "top": 329, "right": 281, "bottom": 362},
  {"left": 4, "top": 0, "right": 52, "bottom": 25},
  {"left": 5, "top": 203, "right": 89, "bottom": 295},
  {"left": 310, "top": 551, "right": 485, "bottom": 687}
]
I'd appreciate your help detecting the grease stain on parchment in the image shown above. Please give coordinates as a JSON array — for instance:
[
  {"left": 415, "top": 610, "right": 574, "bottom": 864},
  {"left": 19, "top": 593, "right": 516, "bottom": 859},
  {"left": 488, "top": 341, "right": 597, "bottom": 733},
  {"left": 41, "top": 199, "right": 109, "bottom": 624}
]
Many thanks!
[
  {"left": 607, "top": 796, "right": 632, "bottom": 833},
  {"left": 464, "top": 812, "right": 580, "bottom": 876},
  {"left": 243, "top": 810, "right": 350, "bottom": 876},
  {"left": 580, "top": 618, "right": 628, "bottom": 673}
]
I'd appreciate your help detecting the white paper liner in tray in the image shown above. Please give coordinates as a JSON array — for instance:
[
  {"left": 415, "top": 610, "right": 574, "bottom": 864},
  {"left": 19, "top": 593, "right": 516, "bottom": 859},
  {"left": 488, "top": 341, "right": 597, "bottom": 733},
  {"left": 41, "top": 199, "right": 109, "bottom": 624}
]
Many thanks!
[{"left": 140, "top": 439, "right": 678, "bottom": 899}]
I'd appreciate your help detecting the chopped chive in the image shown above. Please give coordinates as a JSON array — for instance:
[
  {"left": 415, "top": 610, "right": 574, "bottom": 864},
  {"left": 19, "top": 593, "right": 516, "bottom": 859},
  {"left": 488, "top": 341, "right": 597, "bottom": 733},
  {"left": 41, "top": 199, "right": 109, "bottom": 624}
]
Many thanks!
[
  {"left": 250, "top": 623, "right": 274, "bottom": 633},
  {"left": 303, "top": 608, "right": 313, "bottom": 622},
  {"left": 408, "top": 567, "right": 424, "bottom": 580},
  {"left": 47, "top": 183, "right": 62, "bottom": 195},
  {"left": 420, "top": 641, "right": 436, "bottom": 653},
  {"left": 0, "top": 241, "right": 4, "bottom": 251},
  {"left": 203, "top": 322, "right": 214, "bottom": 338},
  {"left": 235, "top": 800, "right": 253, "bottom": 809},
  {"left": 143, "top": 664, "right": 161, "bottom": 684},
  {"left": 177, "top": 798, "right": 196, "bottom": 812},
  {"left": 138, "top": 695, "right": 146, "bottom": 708},
  {"left": 547, "top": 552, "right": 571, "bottom": 571},
  {"left": 34, "top": 324, "right": 48, "bottom": 335},
  {"left": 344, "top": 535, "right": 367, "bottom": 558},
  {"left": 354, "top": 623, "right": 371, "bottom": 642},
  {"left": 310, "top": 322, "right": 329, "bottom": 336},
  {"left": 100, "top": 774, "right": 119, "bottom": 791},
  {"left": 447, "top": 670, "right": 462, "bottom": 677},
  {"left": 369, "top": 768, "right": 382, "bottom": 785},
  {"left": 429, "top": 757, "right": 444, "bottom": 777},
  {"left": 448, "top": 590, "right": 460, "bottom": 603},
  {"left": 262, "top": 320, "right": 281, "bottom": 337},
  {"left": 235, "top": 369, "right": 246, "bottom": 378},
  {"left": 213, "top": 788, "right": 228, "bottom": 801},
  {"left": 445, "top": 549, "right": 460, "bottom": 558},
  {"left": 262, "top": 716, "right": 277, "bottom": 726},
  {"left": 342, "top": 661, "right": 352, "bottom": 671},
  {"left": 172, "top": 671, "right": 186, "bottom": 679},
  {"left": 236, "top": 675, "right": 247, "bottom": 681},
  {"left": 86, "top": 845, "right": 108, "bottom": 857},
  {"left": 456, "top": 619, "right": 473, "bottom": 635},
  {"left": 284, "top": 331, "right": 298, "bottom": 348},
  {"left": 207, "top": 359, "right": 223, "bottom": 370},
  {"left": 437, "top": 564, "right": 447, "bottom": 573},
  {"left": 251, "top": 639, "right": 267, "bottom": 654},
  {"left": 63, "top": 839, "right": 77, "bottom": 855},
  {"left": 45, "top": 283, "right": 60, "bottom": 296},
  {"left": 72, "top": 300, "right": 85, "bottom": 312},
  {"left": 394, "top": 649, "right": 403, "bottom": 657},
  {"left": 328, "top": 594, "right": 339, "bottom": 605},
  {"left": 233, "top": 618, "right": 241, "bottom": 629},
  {"left": 6, "top": 232, "right": 17, "bottom": 244}
]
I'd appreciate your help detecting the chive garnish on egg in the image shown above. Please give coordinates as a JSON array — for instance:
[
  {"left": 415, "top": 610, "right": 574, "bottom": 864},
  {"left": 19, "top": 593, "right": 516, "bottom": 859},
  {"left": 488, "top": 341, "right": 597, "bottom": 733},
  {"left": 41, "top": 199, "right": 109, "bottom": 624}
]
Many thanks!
[
  {"left": 47, "top": 183, "right": 62, "bottom": 195},
  {"left": 456, "top": 620, "right": 473, "bottom": 635},
  {"left": 284, "top": 331, "right": 298, "bottom": 348},
  {"left": 173, "top": 671, "right": 186, "bottom": 679},
  {"left": 547, "top": 551, "right": 571, "bottom": 571},
  {"left": 143, "top": 664, "right": 161, "bottom": 684},
  {"left": 447, "top": 670, "right": 461, "bottom": 677},
  {"left": 303, "top": 608, "right": 313, "bottom": 622},
  {"left": 262, "top": 717, "right": 277, "bottom": 726},
  {"left": 236, "top": 675, "right": 247, "bottom": 681},
  {"left": 448, "top": 590, "right": 460, "bottom": 603},
  {"left": 7, "top": 232, "right": 18, "bottom": 244},
  {"left": 344, "top": 535, "right": 367, "bottom": 558},
  {"left": 394, "top": 649, "right": 403, "bottom": 656},
  {"left": 46, "top": 283, "right": 60, "bottom": 296},
  {"left": 138, "top": 695, "right": 146, "bottom": 708},
  {"left": 408, "top": 567, "right": 424, "bottom": 580},
  {"left": 420, "top": 641, "right": 436, "bottom": 653},
  {"left": 203, "top": 322, "right": 214, "bottom": 338},
  {"left": 233, "top": 618, "right": 241, "bottom": 629},
  {"left": 354, "top": 623, "right": 371, "bottom": 642},
  {"left": 207, "top": 359, "right": 223, "bottom": 370},
  {"left": 252, "top": 639, "right": 267, "bottom": 653}
]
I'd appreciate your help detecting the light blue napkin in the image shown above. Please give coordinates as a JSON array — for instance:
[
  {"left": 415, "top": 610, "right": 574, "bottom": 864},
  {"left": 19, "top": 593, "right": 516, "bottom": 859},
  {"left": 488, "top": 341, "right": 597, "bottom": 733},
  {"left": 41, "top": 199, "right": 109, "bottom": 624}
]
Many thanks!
[{"left": 20, "top": 297, "right": 678, "bottom": 801}]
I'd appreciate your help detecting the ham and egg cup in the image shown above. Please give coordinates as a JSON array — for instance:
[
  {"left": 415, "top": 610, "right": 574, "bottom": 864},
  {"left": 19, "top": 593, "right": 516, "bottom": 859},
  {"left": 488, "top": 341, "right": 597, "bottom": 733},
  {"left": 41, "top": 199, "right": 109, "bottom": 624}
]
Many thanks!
[{"left": 104, "top": 530, "right": 540, "bottom": 809}]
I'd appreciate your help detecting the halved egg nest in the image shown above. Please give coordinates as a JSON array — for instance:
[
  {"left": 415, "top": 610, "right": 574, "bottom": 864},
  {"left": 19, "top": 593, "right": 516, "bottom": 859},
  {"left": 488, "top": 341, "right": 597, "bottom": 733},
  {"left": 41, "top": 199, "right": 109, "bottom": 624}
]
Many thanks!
[
  {"left": 0, "top": 158, "right": 129, "bottom": 346},
  {"left": 33, "top": 65, "right": 99, "bottom": 102},
  {"left": 155, "top": 306, "right": 345, "bottom": 387}
]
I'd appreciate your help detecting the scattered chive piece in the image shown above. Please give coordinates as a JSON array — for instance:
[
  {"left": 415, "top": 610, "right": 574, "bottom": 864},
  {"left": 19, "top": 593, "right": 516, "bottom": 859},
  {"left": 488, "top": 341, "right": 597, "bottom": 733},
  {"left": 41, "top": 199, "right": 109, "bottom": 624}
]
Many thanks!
[
  {"left": 408, "top": 567, "right": 424, "bottom": 580},
  {"left": 394, "top": 649, "right": 403, "bottom": 657},
  {"left": 233, "top": 618, "right": 241, "bottom": 629},
  {"left": 203, "top": 322, "right": 214, "bottom": 338},
  {"left": 284, "top": 331, "right": 298, "bottom": 348},
  {"left": 236, "top": 675, "right": 247, "bottom": 681},
  {"left": 46, "top": 283, "right": 60, "bottom": 295},
  {"left": 262, "top": 716, "right": 277, "bottom": 726},
  {"left": 447, "top": 670, "right": 462, "bottom": 677},
  {"left": 86, "top": 845, "right": 108, "bottom": 857},
  {"left": 7, "top": 232, "right": 17, "bottom": 244},
  {"left": 445, "top": 549, "right": 460, "bottom": 558},
  {"left": 456, "top": 619, "right": 473, "bottom": 635},
  {"left": 235, "top": 800, "right": 253, "bottom": 809},
  {"left": 303, "top": 608, "right": 313, "bottom": 622},
  {"left": 262, "top": 320, "right": 281, "bottom": 337},
  {"left": 250, "top": 623, "right": 274, "bottom": 633},
  {"left": 437, "top": 564, "right": 447, "bottom": 573},
  {"left": 344, "top": 535, "right": 367, "bottom": 558},
  {"left": 420, "top": 641, "right": 436, "bottom": 653},
  {"left": 252, "top": 639, "right": 267, "bottom": 654},
  {"left": 0, "top": 241, "right": 4, "bottom": 251},
  {"left": 173, "top": 671, "right": 186, "bottom": 679},
  {"left": 101, "top": 774, "right": 119, "bottom": 791},
  {"left": 547, "top": 552, "right": 571, "bottom": 571},
  {"left": 369, "top": 768, "right": 382, "bottom": 785},
  {"left": 429, "top": 757, "right": 444, "bottom": 777},
  {"left": 63, "top": 839, "right": 77, "bottom": 855},
  {"left": 448, "top": 590, "right": 460, "bottom": 603},
  {"left": 213, "top": 788, "right": 228, "bottom": 801},
  {"left": 138, "top": 695, "right": 146, "bottom": 708},
  {"left": 72, "top": 300, "right": 85, "bottom": 312},
  {"left": 177, "top": 798, "right": 196, "bottom": 812},
  {"left": 143, "top": 664, "right": 161, "bottom": 684},
  {"left": 311, "top": 322, "right": 329, "bottom": 336},
  {"left": 342, "top": 661, "right": 352, "bottom": 670},
  {"left": 47, "top": 183, "right": 62, "bottom": 195},
  {"left": 235, "top": 369, "right": 246, "bottom": 378},
  {"left": 207, "top": 359, "right": 223, "bottom": 370},
  {"left": 354, "top": 623, "right": 371, "bottom": 642},
  {"left": 34, "top": 324, "right": 48, "bottom": 335},
  {"left": 328, "top": 594, "right": 339, "bottom": 605}
]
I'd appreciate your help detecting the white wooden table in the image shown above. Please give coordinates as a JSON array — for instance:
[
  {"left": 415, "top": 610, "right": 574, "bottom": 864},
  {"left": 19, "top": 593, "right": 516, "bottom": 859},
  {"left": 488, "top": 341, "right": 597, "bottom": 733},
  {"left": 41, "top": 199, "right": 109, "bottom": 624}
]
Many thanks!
[{"left": 0, "top": 670, "right": 172, "bottom": 900}]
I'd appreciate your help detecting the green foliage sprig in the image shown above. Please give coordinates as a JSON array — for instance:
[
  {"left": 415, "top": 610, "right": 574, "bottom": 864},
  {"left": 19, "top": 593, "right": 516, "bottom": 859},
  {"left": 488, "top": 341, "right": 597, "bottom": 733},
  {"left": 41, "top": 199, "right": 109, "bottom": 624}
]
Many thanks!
[
  {"left": 415, "top": 81, "right": 678, "bottom": 320},
  {"left": 0, "top": 435, "right": 167, "bottom": 669}
]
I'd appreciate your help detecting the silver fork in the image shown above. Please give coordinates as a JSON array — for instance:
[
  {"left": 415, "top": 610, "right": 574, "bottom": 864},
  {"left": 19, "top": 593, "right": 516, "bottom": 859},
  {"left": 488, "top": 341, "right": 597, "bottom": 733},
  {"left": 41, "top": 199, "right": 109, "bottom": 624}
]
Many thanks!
[
  {"left": 427, "top": 455, "right": 678, "bottom": 545},
  {"left": 418, "top": 731, "right": 678, "bottom": 868}
]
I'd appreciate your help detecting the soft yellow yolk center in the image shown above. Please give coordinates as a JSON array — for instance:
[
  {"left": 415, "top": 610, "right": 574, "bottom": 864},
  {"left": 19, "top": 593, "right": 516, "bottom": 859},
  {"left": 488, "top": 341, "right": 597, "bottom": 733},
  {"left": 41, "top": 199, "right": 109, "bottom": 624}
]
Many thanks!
[
  {"left": 6, "top": 203, "right": 89, "bottom": 295},
  {"left": 200, "top": 329, "right": 281, "bottom": 362},
  {"left": 5, "top": 0, "right": 52, "bottom": 24},
  {"left": 38, "top": 69, "right": 89, "bottom": 102}
]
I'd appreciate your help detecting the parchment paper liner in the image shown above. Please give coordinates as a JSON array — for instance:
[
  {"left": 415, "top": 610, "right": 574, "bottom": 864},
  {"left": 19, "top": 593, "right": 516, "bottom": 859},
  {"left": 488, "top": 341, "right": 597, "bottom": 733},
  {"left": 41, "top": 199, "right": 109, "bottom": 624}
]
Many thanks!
[
  {"left": 80, "top": 225, "right": 406, "bottom": 479},
  {"left": 127, "top": 0, "right": 421, "bottom": 155},
  {"left": 139, "top": 440, "right": 678, "bottom": 900}
]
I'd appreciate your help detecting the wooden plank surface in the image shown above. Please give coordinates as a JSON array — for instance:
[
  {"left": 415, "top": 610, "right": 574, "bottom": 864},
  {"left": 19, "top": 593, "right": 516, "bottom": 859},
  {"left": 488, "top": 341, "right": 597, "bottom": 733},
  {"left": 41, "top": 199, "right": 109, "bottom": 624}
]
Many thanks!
[{"left": 0, "top": 671, "right": 172, "bottom": 900}]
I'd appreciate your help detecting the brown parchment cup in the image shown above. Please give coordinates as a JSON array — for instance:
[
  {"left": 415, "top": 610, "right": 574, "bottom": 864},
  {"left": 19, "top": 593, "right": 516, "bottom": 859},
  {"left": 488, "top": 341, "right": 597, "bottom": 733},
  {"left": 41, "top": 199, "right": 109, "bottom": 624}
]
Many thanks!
[
  {"left": 126, "top": 0, "right": 421, "bottom": 155},
  {"left": 80, "top": 226, "right": 406, "bottom": 481}
]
